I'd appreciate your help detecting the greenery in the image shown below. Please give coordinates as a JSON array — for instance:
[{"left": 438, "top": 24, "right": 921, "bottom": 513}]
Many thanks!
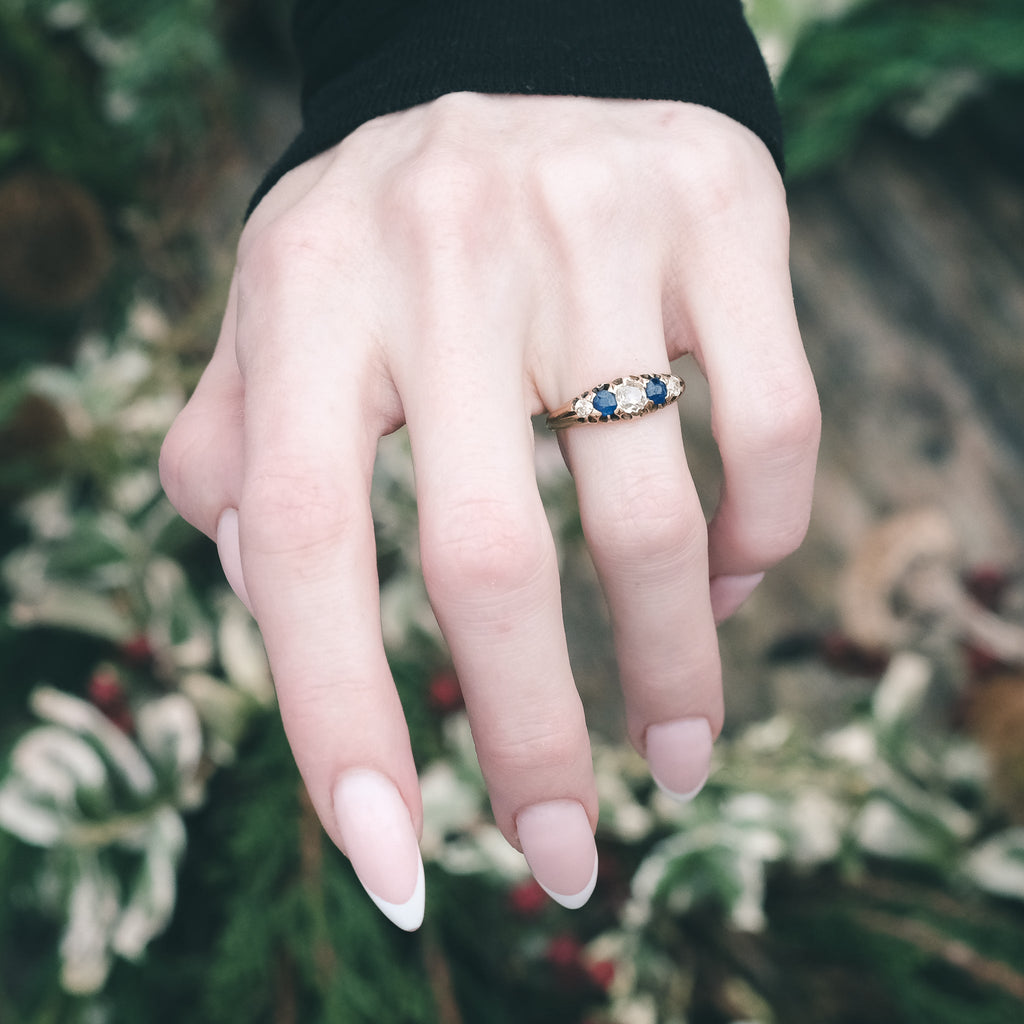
[
  {"left": 774, "top": 0, "right": 1024, "bottom": 177},
  {"left": 2, "top": 2, "right": 1024, "bottom": 1022}
]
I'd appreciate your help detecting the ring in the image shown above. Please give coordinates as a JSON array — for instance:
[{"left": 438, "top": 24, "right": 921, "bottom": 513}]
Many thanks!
[{"left": 545, "top": 372, "right": 685, "bottom": 430}]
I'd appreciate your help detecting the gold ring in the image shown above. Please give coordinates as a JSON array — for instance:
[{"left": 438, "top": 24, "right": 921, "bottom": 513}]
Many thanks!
[{"left": 545, "top": 373, "right": 685, "bottom": 430}]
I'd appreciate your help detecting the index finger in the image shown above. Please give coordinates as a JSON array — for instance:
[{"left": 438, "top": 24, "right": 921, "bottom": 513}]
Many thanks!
[{"left": 233, "top": 234, "right": 425, "bottom": 929}]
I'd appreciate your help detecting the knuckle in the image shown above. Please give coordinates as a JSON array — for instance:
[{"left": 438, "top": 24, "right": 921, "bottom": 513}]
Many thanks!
[
  {"left": 670, "top": 133, "right": 745, "bottom": 215},
  {"left": 531, "top": 147, "right": 621, "bottom": 233},
  {"left": 242, "top": 465, "right": 358, "bottom": 557},
  {"left": 484, "top": 716, "right": 587, "bottom": 778},
  {"left": 736, "top": 508, "right": 812, "bottom": 568},
  {"left": 236, "top": 215, "right": 338, "bottom": 300},
  {"left": 424, "top": 89, "right": 487, "bottom": 125},
  {"left": 385, "top": 148, "right": 498, "bottom": 244},
  {"left": 421, "top": 499, "right": 552, "bottom": 601},
  {"left": 158, "top": 417, "right": 188, "bottom": 503},
  {"left": 737, "top": 377, "right": 822, "bottom": 462},
  {"left": 774, "top": 387, "right": 822, "bottom": 454},
  {"left": 158, "top": 409, "right": 202, "bottom": 510},
  {"left": 769, "top": 512, "right": 813, "bottom": 561},
  {"left": 723, "top": 388, "right": 820, "bottom": 566},
  {"left": 587, "top": 476, "right": 706, "bottom": 569},
  {"left": 667, "top": 127, "right": 785, "bottom": 232}
]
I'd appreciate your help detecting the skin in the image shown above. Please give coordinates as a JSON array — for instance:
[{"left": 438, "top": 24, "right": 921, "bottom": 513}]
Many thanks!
[{"left": 159, "top": 93, "right": 820, "bottom": 905}]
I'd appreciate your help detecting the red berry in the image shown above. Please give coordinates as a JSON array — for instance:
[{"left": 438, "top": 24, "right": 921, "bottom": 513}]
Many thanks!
[
  {"left": 964, "top": 642, "right": 1007, "bottom": 679},
  {"left": 508, "top": 878, "right": 548, "bottom": 916},
  {"left": 119, "top": 633, "right": 153, "bottom": 666},
  {"left": 545, "top": 933, "right": 584, "bottom": 970},
  {"left": 88, "top": 669, "right": 124, "bottom": 710},
  {"left": 87, "top": 668, "right": 133, "bottom": 732},
  {"left": 107, "top": 706, "right": 135, "bottom": 735},
  {"left": 428, "top": 669, "right": 464, "bottom": 713},
  {"left": 587, "top": 959, "right": 615, "bottom": 991},
  {"left": 964, "top": 566, "right": 1013, "bottom": 612}
]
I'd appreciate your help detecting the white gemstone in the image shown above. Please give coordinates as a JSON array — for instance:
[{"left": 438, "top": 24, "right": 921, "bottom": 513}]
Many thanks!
[
  {"left": 615, "top": 381, "right": 646, "bottom": 414},
  {"left": 666, "top": 376, "right": 682, "bottom": 398},
  {"left": 574, "top": 396, "right": 594, "bottom": 418}
]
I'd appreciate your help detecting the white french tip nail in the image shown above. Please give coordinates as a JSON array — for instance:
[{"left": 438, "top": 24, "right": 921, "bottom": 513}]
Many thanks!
[
  {"left": 517, "top": 800, "right": 599, "bottom": 911},
  {"left": 332, "top": 769, "right": 425, "bottom": 932},
  {"left": 537, "top": 854, "right": 598, "bottom": 911},
  {"left": 216, "top": 507, "right": 253, "bottom": 614},
  {"left": 646, "top": 718, "right": 713, "bottom": 802},
  {"left": 366, "top": 856, "right": 425, "bottom": 932},
  {"left": 709, "top": 571, "right": 765, "bottom": 625},
  {"left": 653, "top": 777, "right": 707, "bottom": 803}
]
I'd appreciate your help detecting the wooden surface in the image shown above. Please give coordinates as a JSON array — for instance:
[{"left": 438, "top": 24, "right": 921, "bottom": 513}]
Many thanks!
[{"left": 573, "top": 117, "right": 1024, "bottom": 738}]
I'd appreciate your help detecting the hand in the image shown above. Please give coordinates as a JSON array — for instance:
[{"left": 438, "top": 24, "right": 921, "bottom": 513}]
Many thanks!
[{"left": 159, "top": 92, "right": 820, "bottom": 928}]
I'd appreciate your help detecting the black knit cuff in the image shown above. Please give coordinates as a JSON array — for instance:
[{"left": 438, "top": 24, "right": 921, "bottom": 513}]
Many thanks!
[{"left": 249, "top": 0, "right": 782, "bottom": 215}]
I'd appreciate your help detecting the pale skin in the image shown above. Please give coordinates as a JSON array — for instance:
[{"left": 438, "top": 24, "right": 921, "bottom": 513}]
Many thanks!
[{"left": 159, "top": 93, "right": 820, "bottom": 927}]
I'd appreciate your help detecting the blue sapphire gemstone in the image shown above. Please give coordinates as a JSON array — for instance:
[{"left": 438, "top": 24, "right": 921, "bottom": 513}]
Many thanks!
[
  {"left": 592, "top": 389, "right": 617, "bottom": 417},
  {"left": 646, "top": 377, "right": 668, "bottom": 406}
]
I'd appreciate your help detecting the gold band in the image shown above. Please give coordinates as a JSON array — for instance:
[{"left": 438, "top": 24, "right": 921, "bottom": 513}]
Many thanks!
[{"left": 546, "top": 373, "right": 685, "bottom": 430}]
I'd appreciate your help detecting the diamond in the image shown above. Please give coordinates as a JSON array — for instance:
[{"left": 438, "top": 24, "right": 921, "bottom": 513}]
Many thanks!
[
  {"left": 615, "top": 379, "right": 646, "bottom": 414},
  {"left": 574, "top": 395, "right": 595, "bottom": 418},
  {"left": 666, "top": 375, "right": 682, "bottom": 399},
  {"left": 592, "top": 389, "right": 617, "bottom": 417},
  {"left": 646, "top": 377, "right": 668, "bottom": 406}
]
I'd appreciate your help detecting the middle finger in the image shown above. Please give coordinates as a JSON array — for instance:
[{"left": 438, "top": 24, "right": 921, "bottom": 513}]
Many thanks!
[{"left": 397, "top": 323, "right": 600, "bottom": 910}]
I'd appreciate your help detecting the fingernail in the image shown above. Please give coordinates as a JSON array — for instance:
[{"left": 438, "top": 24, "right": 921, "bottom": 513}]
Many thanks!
[
  {"left": 646, "top": 717, "right": 713, "bottom": 801},
  {"left": 216, "top": 508, "right": 254, "bottom": 614},
  {"left": 709, "top": 572, "right": 765, "bottom": 624},
  {"left": 332, "top": 769, "right": 425, "bottom": 931},
  {"left": 516, "top": 800, "right": 598, "bottom": 910}
]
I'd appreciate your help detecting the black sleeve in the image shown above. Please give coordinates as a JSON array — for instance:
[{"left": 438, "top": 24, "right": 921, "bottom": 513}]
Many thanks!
[{"left": 249, "top": 0, "right": 782, "bottom": 214}]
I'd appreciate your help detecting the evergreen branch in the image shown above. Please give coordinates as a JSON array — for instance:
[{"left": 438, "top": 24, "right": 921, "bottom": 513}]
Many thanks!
[
  {"left": 422, "top": 922, "right": 464, "bottom": 1024},
  {"left": 852, "top": 876, "right": 1000, "bottom": 928},
  {"left": 297, "top": 781, "right": 338, "bottom": 987},
  {"left": 858, "top": 910, "right": 1024, "bottom": 1003},
  {"left": 272, "top": 950, "right": 297, "bottom": 1024},
  {"left": 64, "top": 806, "right": 172, "bottom": 848}
]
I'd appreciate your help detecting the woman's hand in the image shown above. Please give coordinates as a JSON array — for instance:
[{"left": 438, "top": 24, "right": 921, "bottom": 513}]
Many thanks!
[{"left": 159, "top": 92, "right": 819, "bottom": 928}]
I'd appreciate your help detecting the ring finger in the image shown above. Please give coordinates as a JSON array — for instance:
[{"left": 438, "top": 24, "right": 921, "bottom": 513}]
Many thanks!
[{"left": 552, "top": 327, "right": 721, "bottom": 802}]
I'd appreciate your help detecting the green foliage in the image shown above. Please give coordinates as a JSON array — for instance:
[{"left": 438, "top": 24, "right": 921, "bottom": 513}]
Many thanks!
[
  {"left": 0, "top": 0, "right": 228, "bottom": 192},
  {"left": 0, "top": 10, "right": 123, "bottom": 193},
  {"left": 764, "top": 876, "right": 1024, "bottom": 1024},
  {"left": 190, "top": 713, "right": 435, "bottom": 1024},
  {"left": 3, "top": 2, "right": 1024, "bottom": 1022},
  {"left": 778, "top": 0, "right": 1024, "bottom": 177}
]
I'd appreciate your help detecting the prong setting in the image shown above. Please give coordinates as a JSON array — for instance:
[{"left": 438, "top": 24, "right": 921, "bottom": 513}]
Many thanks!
[{"left": 547, "top": 373, "right": 685, "bottom": 429}]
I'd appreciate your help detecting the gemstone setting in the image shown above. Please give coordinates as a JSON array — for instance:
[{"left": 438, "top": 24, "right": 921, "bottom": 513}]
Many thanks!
[
  {"left": 574, "top": 395, "right": 595, "bottom": 419},
  {"left": 592, "top": 389, "right": 618, "bottom": 417},
  {"left": 545, "top": 372, "right": 685, "bottom": 429},
  {"left": 646, "top": 377, "right": 668, "bottom": 406},
  {"left": 615, "top": 378, "right": 646, "bottom": 414}
]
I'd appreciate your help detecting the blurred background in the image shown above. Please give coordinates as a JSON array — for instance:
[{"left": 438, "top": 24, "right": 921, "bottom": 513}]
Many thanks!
[{"left": 1, "top": 1, "right": 1023, "bottom": 1022}]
